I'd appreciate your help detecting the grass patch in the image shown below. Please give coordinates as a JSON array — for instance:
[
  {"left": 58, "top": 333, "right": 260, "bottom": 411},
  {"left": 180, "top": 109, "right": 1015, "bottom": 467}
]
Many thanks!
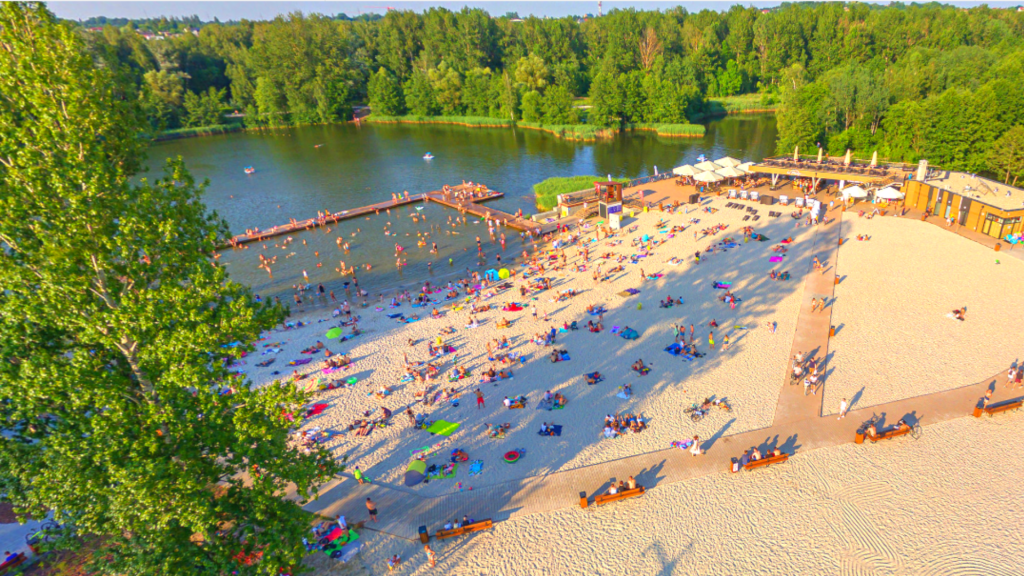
[
  {"left": 532, "top": 175, "right": 629, "bottom": 211},
  {"left": 152, "top": 123, "right": 243, "bottom": 141},
  {"left": 693, "top": 93, "right": 778, "bottom": 120},
  {"left": 517, "top": 122, "right": 615, "bottom": 141},
  {"left": 366, "top": 115, "right": 513, "bottom": 127},
  {"left": 630, "top": 123, "right": 706, "bottom": 138}
]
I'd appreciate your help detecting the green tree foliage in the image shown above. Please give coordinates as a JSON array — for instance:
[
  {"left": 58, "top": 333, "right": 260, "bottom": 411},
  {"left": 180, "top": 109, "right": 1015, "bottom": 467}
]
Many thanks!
[
  {"left": 368, "top": 67, "right": 405, "bottom": 115},
  {"left": 183, "top": 86, "right": 226, "bottom": 127},
  {"left": 403, "top": 70, "right": 439, "bottom": 116},
  {"left": 520, "top": 90, "right": 543, "bottom": 122},
  {"left": 427, "top": 62, "right": 464, "bottom": 115},
  {"left": 987, "top": 126, "right": 1024, "bottom": 186},
  {"left": 542, "top": 84, "right": 579, "bottom": 125},
  {"left": 514, "top": 53, "right": 549, "bottom": 92},
  {"left": 0, "top": 4, "right": 336, "bottom": 575},
  {"left": 141, "top": 69, "right": 188, "bottom": 129}
]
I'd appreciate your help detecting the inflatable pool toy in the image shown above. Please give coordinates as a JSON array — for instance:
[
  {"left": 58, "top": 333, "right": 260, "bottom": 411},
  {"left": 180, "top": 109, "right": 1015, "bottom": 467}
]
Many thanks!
[{"left": 503, "top": 450, "right": 521, "bottom": 463}]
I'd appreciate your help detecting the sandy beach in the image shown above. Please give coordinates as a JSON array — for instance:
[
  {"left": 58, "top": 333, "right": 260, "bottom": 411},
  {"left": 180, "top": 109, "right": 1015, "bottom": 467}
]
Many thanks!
[
  {"left": 246, "top": 198, "right": 820, "bottom": 495},
  {"left": 303, "top": 411, "right": 1024, "bottom": 575}
]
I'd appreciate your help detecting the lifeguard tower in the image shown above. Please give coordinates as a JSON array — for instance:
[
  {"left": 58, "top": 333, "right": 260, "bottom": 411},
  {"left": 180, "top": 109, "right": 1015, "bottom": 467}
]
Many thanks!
[{"left": 595, "top": 181, "right": 624, "bottom": 229}]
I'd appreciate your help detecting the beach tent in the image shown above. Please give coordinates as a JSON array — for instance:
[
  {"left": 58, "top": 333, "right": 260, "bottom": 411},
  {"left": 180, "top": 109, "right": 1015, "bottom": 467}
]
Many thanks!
[
  {"left": 672, "top": 164, "right": 700, "bottom": 176},
  {"left": 325, "top": 327, "right": 343, "bottom": 339},
  {"left": 874, "top": 186, "right": 904, "bottom": 200},
  {"left": 693, "top": 171, "right": 724, "bottom": 183},
  {"left": 694, "top": 160, "right": 722, "bottom": 172},
  {"left": 715, "top": 166, "right": 746, "bottom": 179},
  {"left": 404, "top": 460, "right": 427, "bottom": 486},
  {"left": 841, "top": 185, "right": 867, "bottom": 200},
  {"left": 484, "top": 269, "right": 499, "bottom": 282},
  {"left": 715, "top": 156, "right": 742, "bottom": 168}
]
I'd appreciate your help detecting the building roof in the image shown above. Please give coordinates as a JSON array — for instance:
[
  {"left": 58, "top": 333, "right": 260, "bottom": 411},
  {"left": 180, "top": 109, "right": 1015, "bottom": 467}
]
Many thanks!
[{"left": 922, "top": 170, "right": 1024, "bottom": 212}]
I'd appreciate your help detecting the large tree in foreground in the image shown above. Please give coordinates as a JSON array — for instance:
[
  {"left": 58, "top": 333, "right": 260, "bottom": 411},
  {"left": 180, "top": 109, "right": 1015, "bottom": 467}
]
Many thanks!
[{"left": 0, "top": 4, "right": 336, "bottom": 575}]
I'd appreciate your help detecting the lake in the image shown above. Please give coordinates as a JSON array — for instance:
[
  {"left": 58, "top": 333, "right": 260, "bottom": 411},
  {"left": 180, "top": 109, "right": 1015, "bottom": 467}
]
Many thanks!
[{"left": 149, "top": 114, "right": 777, "bottom": 301}]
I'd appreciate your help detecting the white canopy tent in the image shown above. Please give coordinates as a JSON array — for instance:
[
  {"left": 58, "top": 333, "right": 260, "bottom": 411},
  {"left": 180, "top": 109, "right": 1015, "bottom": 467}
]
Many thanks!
[
  {"left": 715, "top": 166, "right": 746, "bottom": 179},
  {"left": 841, "top": 185, "right": 868, "bottom": 200},
  {"left": 694, "top": 160, "right": 722, "bottom": 172},
  {"left": 693, "top": 171, "right": 725, "bottom": 183},
  {"left": 736, "top": 161, "right": 756, "bottom": 174},
  {"left": 672, "top": 164, "right": 701, "bottom": 176},
  {"left": 714, "top": 156, "right": 742, "bottom": 168},
  {"left": 874, "top": 186, "right": 904, "bottom": 200}
]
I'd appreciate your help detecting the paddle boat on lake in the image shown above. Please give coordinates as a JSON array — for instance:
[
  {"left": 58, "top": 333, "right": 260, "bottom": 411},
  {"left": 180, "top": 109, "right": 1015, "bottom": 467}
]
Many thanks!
[
  {"left": 423, "top": 152, "right": 434, "bottom": 160},
  {"left": 244, "top": 166, "right": 255, "bottom": 174}
]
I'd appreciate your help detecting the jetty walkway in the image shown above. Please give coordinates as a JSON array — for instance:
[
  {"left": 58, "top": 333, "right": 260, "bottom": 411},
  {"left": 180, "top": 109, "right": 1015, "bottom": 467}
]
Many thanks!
[{"left": 225, "top": 183, "right": 542, "bottom": 247}]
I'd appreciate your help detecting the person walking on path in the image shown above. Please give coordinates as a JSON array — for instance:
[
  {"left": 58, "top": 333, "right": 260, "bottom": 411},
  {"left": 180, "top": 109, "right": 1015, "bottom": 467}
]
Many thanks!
[
  {"left": 722, "top": 334, "right": 730, "bottom": 351},
  {"left": 708, "top": 331, "right": 715, "bottom": 349},
  {"left": 810, "top": 297, "right": 819, "bottom": 312},
  {"left": 838, "top": 398, "right": 849, "bottom": 419},
  {"left": 690, "top": 435, "right": 703, "bottom": 456},
  {"left": 366, "top": 497, "right": 378, "bottom": 522},
  {"left": 475, "top": 388, "right": 484, "bottom": 409},
  {"left": 424, "top": 545, "right": 437, "bottom": 567}
]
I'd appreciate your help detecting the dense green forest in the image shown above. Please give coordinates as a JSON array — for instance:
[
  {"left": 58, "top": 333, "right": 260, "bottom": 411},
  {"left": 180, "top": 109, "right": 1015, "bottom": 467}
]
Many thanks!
[{"left": 76, "top": 3, "right": 1024, "bottom": 183}]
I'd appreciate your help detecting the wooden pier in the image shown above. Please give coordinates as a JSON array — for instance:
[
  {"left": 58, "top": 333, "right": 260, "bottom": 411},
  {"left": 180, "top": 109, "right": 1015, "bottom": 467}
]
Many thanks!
[{"left": 225, "top": 183, "right": 543, "bottom": 246}]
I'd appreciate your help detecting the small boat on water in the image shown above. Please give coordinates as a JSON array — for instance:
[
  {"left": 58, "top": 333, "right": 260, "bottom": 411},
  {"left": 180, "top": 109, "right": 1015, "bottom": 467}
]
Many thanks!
[
  {"left": 244, "top": 166, "right": 256, "bottom": 174},
  {"left": 423, "top": 152, "right": 434, "bottom": 160}
]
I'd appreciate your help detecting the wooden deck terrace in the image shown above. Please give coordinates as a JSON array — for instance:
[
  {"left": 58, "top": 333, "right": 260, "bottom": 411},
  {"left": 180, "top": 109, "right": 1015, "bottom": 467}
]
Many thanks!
[
  {"left": 752, "top": 157, "right": 912, "bottom": 185},
  {"left": 223, "top": 184, "right": 541, "bottom": 247}
]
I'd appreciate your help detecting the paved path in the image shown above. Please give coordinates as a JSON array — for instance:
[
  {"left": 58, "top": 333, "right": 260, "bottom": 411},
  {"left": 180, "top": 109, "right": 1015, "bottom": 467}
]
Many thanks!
[{"left": 302, "top": 206, "right": 1021, "bottom": 540}]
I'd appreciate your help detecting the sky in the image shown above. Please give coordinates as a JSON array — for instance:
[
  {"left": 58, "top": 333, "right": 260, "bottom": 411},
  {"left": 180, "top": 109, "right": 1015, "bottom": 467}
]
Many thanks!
[{"left": 48, "top": 1, "right": 1024, "bottom": 22}]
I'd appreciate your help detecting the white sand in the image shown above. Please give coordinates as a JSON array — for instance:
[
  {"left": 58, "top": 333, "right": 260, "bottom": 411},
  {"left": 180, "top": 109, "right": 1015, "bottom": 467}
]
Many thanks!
[
  {"left": 304, "top": 411, "right": 1024, "bottom": 575},
  {"left": 824, "top": 216, "right": 1024, "bottom": 413},
  {"left": 245, "top": 200, "right": 819, "bottom": 496}
]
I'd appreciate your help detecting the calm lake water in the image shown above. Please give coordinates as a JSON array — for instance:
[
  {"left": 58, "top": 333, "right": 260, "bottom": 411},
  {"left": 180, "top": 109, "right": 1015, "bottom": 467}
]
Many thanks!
[{"left": 149, "top": 115, "right": 777, "bottom": 301}]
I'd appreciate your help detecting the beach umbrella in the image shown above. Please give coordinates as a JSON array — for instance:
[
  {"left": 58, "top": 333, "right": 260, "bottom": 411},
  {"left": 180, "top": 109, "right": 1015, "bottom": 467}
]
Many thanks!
[
  {"left": 793, "top": 146, "right": 799, "bottom": 161},
  {"left": 817, "top": 148, "right": 823, "bottom": 163},
  {"left": 874, "top": 186, "right": 904, "bottom": 200},
  {"left": 714, "top": 156, "right": 742, "bottom": 168},
  {"left": 672, "top": 164, "right": 700, "bottom": 176},
  {"left": 715, "top": 166, "right": 746, "bottom": 179},
  {"left": 841, "top": 185, "right": 867, "bottom": 199},
  {"left": 325, "top": 327, "right": 343, "bottom": 339},
  {"left": 693, "top": 171, "right": 725, "bottom": 183},
  {"left": 870, "top": 151, "right": 878, "bottom": 167},
  {"left": 498, "top": 268, "right": 510, "bottom": 280},
  {"left": 844, "top": 149, "right": 852, "bottom": 166},
  {"left": 694, "top": 160, "right": 722, "bottom": 172},
  {"left": 736, "top": 161, "right": 756, "bottom": 174},
  {"left": 404, "top": 460, "right": 427, "bottom": 487}
]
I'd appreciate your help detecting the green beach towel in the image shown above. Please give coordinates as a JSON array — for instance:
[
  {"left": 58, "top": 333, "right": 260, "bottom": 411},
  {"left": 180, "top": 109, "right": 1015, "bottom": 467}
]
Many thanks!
[
  {"left": 426, "top": 420, "right": 460, "bottom": 436},
  {"left": 428, "top": 463, "right": 458, "bottom": 480}
]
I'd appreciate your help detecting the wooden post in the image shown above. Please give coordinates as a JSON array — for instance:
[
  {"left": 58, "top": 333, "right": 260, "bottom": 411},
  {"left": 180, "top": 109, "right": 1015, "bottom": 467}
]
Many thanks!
[{"left": 579, "top": 491, "right": 588, "bottom": 508}]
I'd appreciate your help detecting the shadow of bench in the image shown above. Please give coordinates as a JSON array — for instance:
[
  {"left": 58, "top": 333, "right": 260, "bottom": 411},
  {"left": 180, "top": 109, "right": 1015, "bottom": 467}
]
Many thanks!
[{"left": 435, "top": 519, "right": 493, "bottom": 541}]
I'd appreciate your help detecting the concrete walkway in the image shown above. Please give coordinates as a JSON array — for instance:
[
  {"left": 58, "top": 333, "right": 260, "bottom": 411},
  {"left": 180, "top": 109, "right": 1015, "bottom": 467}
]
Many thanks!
[{"left": 303, "top": 206, "right": 1020, "bottom": 540}]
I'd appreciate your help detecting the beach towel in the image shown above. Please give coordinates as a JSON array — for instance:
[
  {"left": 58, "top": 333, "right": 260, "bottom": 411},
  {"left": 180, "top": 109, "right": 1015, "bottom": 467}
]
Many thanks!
[
  {"left": 671, "top": 439, "right": 695, "bottom": 451},
  {"left": 587, "top": 308, "right": 607, "bottom": 316},
  {"left": 426, "top": 420, "right": 460, "bottom": 436},
  {"left": 387, "top": 313, "right": 403, "bottom": 318},
  {"left": 306, "top": 403, "right": 329, "bottom": 417},
  {"left": 585, "top": 372, "right": 604, "bottom": 385},
  {"left": 468, "top": 460, "right": 484, "bottom": 476},
  {"left": 665, "top": 343, "right": 682, "bottom": 356},
  {"left": 769, "top": 256, "right": 784, "bottom": 263},
  {"left": 611, "top": 326, "right": 621, "bottom": 334},
  {"left": 289, "top": 358, "right": 313, "bottom": 366},
  {"left": 538, "top": 425, "right": 562, "bottom": 437},
  {"left": 680, "top": 354, "right": 696, "bottom": 362},
  {"left": 713, "top": 281, "right": 732, "bottom": 289},
  {"left": 427, "top": 463, "right": 458, "bottom": 480},
  {"left": 322, "top": 366, "right": 345, "bottom": 375}
]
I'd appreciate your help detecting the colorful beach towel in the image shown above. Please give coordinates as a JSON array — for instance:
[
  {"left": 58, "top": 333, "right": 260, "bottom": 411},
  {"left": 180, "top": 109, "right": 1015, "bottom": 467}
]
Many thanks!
[
  {"left": 289, "top": 358, "right": 313, "bottom": 366},
  {"left": 468, "top": 460, "right": 484, "bottom": 476},
  {"left": 769, "top": 256, "right": 785, "bottom": 263},
  {"left": 426, "top": 420, "right": 460, "bottom": 436}
]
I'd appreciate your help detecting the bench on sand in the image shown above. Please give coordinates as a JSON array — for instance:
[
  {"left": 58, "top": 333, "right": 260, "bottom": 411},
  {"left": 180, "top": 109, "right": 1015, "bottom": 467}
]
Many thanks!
[
  {"left": 435, "top": 519, "right": 493, "bottom": 540},
  {"left": 973, "top": 399, "right": 1023, "bottom": 418},
  {"left": 856, "top": 424, "right": 912, "bottom": 444},
  {"left": 731, "top": 452, "right": 789, "bottom": 472},
  {"left": 580, "top": 486, "right": 645, "bottom": 508}
]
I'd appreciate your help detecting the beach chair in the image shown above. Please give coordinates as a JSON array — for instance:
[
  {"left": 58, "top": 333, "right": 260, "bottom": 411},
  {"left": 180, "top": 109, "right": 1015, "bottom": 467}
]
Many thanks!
[
  {"left": 750, "top": 192, "right": 759, "bottom": 202},
  {"left": 728, "top": 189, "right": 737, "bottom": 198},
  {"left": 778, "top": 195, "right": 789, "bottom": 206},
  {"left": 740, "top": 190, "right": 749, "bottom": 200},
  {"left": 795, "top": 197, "right": 805, "bottom": 208}
]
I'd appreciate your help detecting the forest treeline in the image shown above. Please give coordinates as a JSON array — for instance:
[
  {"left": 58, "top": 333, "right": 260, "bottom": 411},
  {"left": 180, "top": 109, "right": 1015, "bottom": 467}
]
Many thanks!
[{"left": 78, "top": 3, "right": 1024, "bottom": 182}]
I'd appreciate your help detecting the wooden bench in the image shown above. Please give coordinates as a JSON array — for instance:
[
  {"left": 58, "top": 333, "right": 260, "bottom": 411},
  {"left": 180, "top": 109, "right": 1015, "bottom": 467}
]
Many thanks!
[
  {"left": 435, "top": 519, "right": 493, "bottom": 540},
  {"left": 973, "top": 399, "right": 1023, "bottom": 417},
  {"left": 0, "top": 554, "right": 27, "bottom": 575},
  {"left": 861, "top": 425, "right": 911, "bottom": 443},
  {"left": 742, "top": 453, "right": 789, "bottom": 471},
  {"left": 591, "top": 486, "right": 645, "bottom": 507}
]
